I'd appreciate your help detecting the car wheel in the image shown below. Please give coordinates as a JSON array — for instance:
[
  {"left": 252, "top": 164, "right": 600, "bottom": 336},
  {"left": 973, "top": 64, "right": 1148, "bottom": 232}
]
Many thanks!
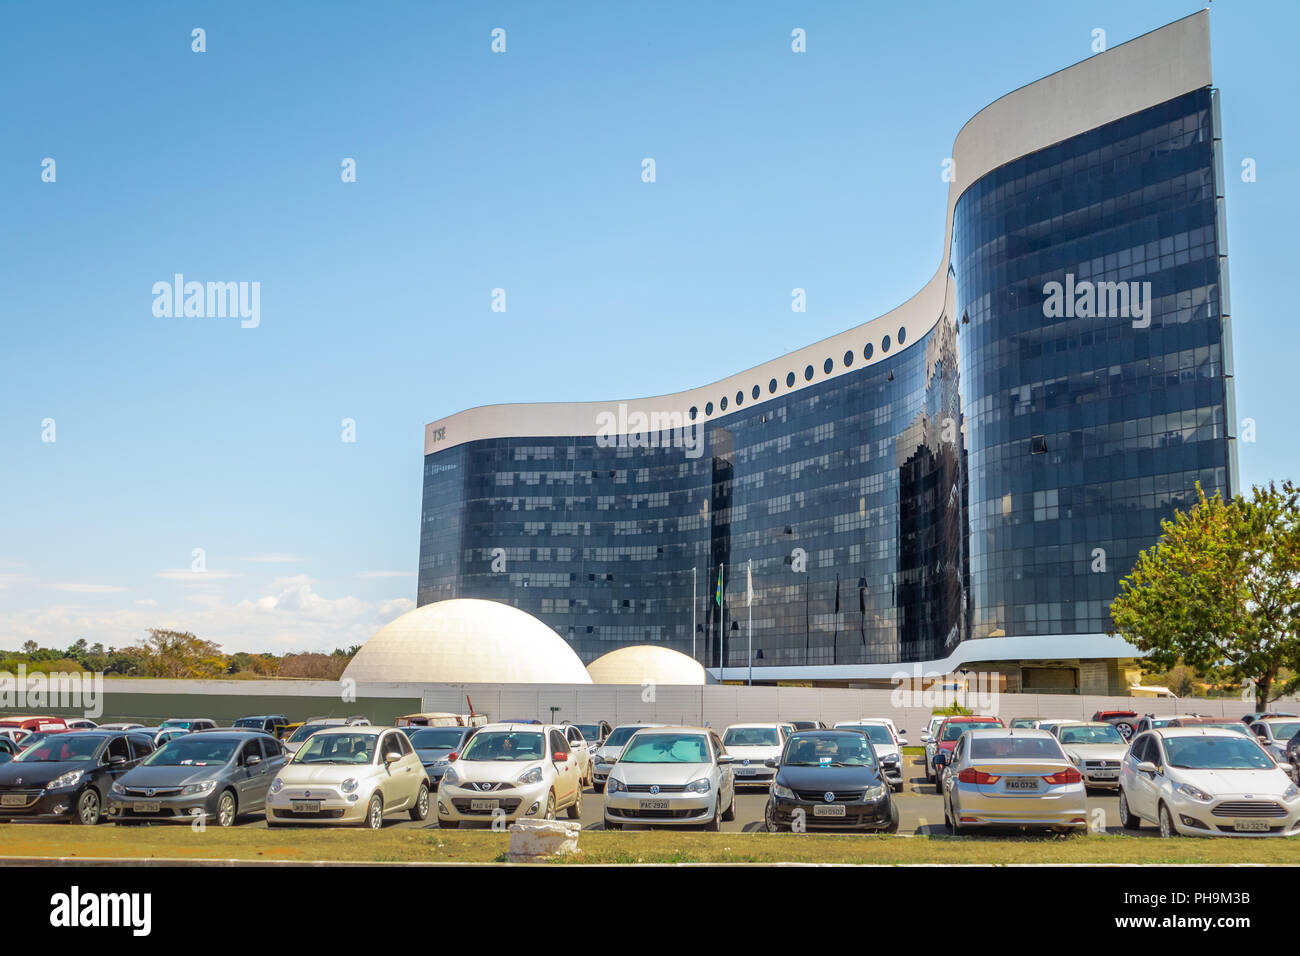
[
  {"left": 1158, "top": 802, "right": 1179, "bottom": 838},
  {"left": 544, "top": 790, "right": 556, "bottom": 820},
  {"left": 721, "top": 788, "right": 736, "bottom": 822},
  {"left": 438, "top": 818, "right": 459, "bottom": 829},
  {"left": 364, "top": 793, "right": 384, "bottom": 829},
  {"left": 883, "top": 801, "right": 900, "bottom": 834},
  {"left": 593, "top": 781, "right": 605, "bottom": 794},
  {"left": 566, "top": 786, "right": 582, "bottom": 820},
  {"left": 763, "top": 800, "right": 785, "bottom": 833},
  {"left": 409, "top": 782, "right": 430, "bottom": 822},
  {"left": 934, "top": 774, "right": 944, "bottom": 796},
  {"left": 217, "top": 790, "right": 237, "bottom": 828},
  {"left": 703, "top": 801, "right": 721, "bottom": 832},
  {"left": 946, "top": 797, "right": 964, "bottom": 835},
  {"left": 1118, "top": 788, "right": 1141, "bottom": 830},
  {"left": 74, "top": 788, "right": 101, "bottom": 826}
]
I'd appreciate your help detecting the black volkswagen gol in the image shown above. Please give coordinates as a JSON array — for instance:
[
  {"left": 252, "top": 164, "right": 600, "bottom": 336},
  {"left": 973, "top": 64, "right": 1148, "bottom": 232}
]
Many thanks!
[
  {"left": 0, "top": 729, "right": 155, "bottom": 825},
  {"left": 763, "top": 730, "right": 899, "bottom": 832}
]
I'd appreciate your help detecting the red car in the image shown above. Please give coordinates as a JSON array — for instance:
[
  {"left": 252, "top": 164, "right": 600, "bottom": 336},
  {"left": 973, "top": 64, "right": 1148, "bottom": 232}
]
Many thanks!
[
  {"left": 929, "top": 715, "right": 1005, "bottom": 792},
  {"left": 1091, "top": 710, "right": 1139, "bottom": 740},
  {"left": 0, "top": 716, "right": 68, "bottom": 735}
]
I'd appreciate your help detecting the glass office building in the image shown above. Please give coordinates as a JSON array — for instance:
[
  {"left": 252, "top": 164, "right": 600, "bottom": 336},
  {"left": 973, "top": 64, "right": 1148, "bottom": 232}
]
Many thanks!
[{"left": 417, "top": 14, "right": 1236, "bottom": 691}]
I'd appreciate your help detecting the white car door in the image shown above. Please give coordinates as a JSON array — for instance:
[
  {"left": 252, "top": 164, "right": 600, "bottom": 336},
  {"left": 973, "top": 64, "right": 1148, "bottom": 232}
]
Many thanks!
[
  {"left": 1127, "top": 734, "right": 1161, "bottom": 820},
  {"left": 549, "top": 730, "right": 577, "bottom": 806}
]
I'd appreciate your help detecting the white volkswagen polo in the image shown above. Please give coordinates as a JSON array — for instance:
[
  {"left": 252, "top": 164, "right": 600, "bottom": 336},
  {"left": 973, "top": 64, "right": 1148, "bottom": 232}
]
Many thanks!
[
  {"left": 1119, "top": 727, "right": 1300, "bottom": 838},
  {"left": 603, "top": 726, "right": 736, "bottom": 831}
]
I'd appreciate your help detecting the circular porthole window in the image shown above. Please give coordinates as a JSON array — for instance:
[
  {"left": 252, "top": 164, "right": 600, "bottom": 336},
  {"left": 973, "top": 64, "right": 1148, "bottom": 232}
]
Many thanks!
[
  {"left": 689, "top": 406, "right": 697, "bottom": 421},
  {"left": 864, "top": 343, "right": 874, "bottom": 360},
  {"left": 804, "top": 365, "right": 814, "bottom": 381},
  {"left": 881, "top": 335, "right": 891, "bottom": 353},
  {"left": 752, "top": 384, "right": 761, "bottom": 400},
  {"left": 720, "top": 396, "right": 728, "bottom": 411},
  {"left": 705, "top": 402, "right": 714, "bottom": 416},
  {"left": 897, "top": 326, "right": 906, "bottom": 345},
  {"left": 735, "top": 391, "right": 743, "bottom": 406},
  {"left": 769, "top": 378, "right": 778, "bottom": 393},
  {"left": 823, "top": 358, "right": 833, "bottom": 374},
  {"left": 843, "top": 350, "right": 854, "bottom": 368},
  {"left": 786, "top": 372, "right": 796, "bottom": 388}
]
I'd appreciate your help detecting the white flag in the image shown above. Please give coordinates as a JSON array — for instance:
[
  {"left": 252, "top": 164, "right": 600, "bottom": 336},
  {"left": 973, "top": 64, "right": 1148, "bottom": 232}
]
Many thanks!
[{"left": 747, "top": 559, "right": 753, "bottom": 606}]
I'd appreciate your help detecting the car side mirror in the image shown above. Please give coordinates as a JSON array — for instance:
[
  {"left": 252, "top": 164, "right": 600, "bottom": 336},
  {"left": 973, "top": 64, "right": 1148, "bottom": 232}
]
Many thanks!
[
  {"left": 552, "top": 752, "right": 568, "bottom": 762},
  {"left": 109, "top": 756, "right": 126, "bottom": 767},
  {"left": 384, "top": 751, "right": 402, "bottom": 764},
  {"left": 1137, "top": 761, "right": 1158, "bottom": 774},
  {"left": 247, "top": 755, "right": 262, "bottom": 766},
  {"left": 717, "top": 755, "right": 735, "bottom": 765},
  {"left": 764, "top": 758, "right": 778, "bottom": 768},
  {"left": 921, "top": 734, "right": 932, "bottom": 743},
  {"left": 1279, "top": 762, "right": 1294, "bottom": 774},
  {"left": 447, "top": 752, "right": 459, "bottom": 762},
  {"left": 898, "top": 738, "right": 909, "bottom": 747}
]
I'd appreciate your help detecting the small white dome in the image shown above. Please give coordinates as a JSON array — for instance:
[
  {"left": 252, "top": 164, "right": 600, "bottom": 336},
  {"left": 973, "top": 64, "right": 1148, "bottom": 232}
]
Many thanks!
[
  {"left": 587, "top": 645, "right": 706, "bottom": 685},
  {"left": 342, "top": 599, "right": 591, "bottom": 684}
]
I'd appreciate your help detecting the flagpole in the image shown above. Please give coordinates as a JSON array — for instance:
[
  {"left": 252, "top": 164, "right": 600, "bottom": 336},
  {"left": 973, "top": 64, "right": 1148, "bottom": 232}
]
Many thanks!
[
  {"left": 692, "top": 566, "right": 697, "bottom": 663},
  {"left": 720, "top": 561, "right": 726, "bottom": 682}
]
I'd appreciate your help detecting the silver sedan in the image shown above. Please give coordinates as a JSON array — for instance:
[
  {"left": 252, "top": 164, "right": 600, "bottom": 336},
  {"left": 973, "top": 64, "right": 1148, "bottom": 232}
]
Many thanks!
[{"left": 942, "top": 728, "right": 1088, "bottom": 833}]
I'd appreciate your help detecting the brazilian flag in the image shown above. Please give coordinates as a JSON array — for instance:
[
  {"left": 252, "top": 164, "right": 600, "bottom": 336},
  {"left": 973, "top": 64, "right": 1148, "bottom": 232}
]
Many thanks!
[{"left": 715, "top": 565, "right": 723, "bottom": 606}]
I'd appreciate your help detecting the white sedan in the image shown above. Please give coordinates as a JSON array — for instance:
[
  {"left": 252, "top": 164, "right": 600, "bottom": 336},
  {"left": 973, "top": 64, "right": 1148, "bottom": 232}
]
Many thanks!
[
  {"left": 942, "top": 728, "right": 1088, "bottom": 833},
  {"left": 603, "top": 727, "right": 736, "bottom": 831},
  {"left": 1119, "top": 727, "right": 1300, "bottom": 838},
  {"left": 720, "top": 723, "right": 786, "bottom": 787}
]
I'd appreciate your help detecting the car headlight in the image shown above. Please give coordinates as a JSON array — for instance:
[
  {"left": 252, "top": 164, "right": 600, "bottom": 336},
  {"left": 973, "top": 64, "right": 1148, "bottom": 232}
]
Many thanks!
[
  {"left": 1285, "top": 783, "right": 1299, "bottom": 801},
  {"left": 111, "top": 782, "right": 126, "bottom": 796},
  {"left": 517, "top": 766, "right": 544, "bottom": 785},
  {"left": 607, "top": 777, "right": 628, "bottom": 795},
  {"left": 684, "top": 777, "right": 710, "bottom": 794},
  {"left": 1173, "top": 781, "right": 1212, "bottom": 802},
  {"left": 772, "top": 782, "right": 796, "bottom": 799},
  {"left": 269, "top": 778, "right": 283, "bottom": 794},
  {"left": 864, "top": 784, "right": 887, "bottom": 800},
  {"left": 181, "top": 780, "right": 217, "bottom": 796},
  {"left": 45, "top": 770, "right": 84, "bottom": 791},
  {"left": 442, "top": 767, "right": 459, "bottom": 786},
  {"left": 340, "top": 778, "right": 359, "bottom": 793}
]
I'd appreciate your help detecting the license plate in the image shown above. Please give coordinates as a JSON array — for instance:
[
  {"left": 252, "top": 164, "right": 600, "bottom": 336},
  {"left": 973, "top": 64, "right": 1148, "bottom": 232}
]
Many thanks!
[
  {"left": 1234, "top": 819, "right": 1270, "bottom": 832},
  {"left": 813, "top": 804, "right": 847, "bottom": 817},
  {"left": 469, "top": 799, "right": 498, "bottom": 811},
  {"left": 1090, "top": 771, "right": 1118, "bottom": 779},
  {"left": 737, "top": 768, "right": 756, "bottom": 776},
  {"left": 1005, "top": 777, "right": 1040, "bottom": 791},
  {"left": 291, "top": 800, "right": 321, "bottom": 813},
  {"left": 638, "top": 799, "right": 669, "bottom": 810},
  {"left": 132, "top": 801, "right": 161, "bottom": 813},
  {"left": 0, "top": 794, "right": 26, "bottom": 807}
]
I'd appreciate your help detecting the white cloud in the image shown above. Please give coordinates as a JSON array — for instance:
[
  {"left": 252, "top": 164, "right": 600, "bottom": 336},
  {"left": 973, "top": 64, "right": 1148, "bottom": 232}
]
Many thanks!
[
  {"left": 52, "top": 583, "right": 129, "bottom": 594},
  {"left": 154, "top": 569, "right": 242, "bottom": 582},
  {"left": 0, "top": 574, "right": 38, "bottom": 589},
  {"left": 0, "top": 579, "right": 412, "bottom": 654}
]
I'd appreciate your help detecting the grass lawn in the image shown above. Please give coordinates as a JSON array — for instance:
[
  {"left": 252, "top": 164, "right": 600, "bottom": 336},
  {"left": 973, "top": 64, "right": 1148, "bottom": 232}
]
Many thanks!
[{"left": 4, "top": 824, "right": 1300, "bottom": 864}]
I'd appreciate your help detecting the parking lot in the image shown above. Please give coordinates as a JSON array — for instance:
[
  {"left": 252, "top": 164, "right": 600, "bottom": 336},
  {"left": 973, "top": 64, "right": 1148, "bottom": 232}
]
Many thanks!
[{"left": 90, "top": 755, "right": 1126, "bottom": 836}]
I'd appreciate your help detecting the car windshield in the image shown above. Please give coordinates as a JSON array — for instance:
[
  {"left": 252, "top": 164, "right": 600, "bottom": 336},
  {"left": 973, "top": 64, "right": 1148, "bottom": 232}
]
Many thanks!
[
  {"left": 942, "top": 722, "right": 1000, "bottom": 741},
  {"left": 293, "top": 733, "right": 378, "bottom": 764},
  {"left": 1058, "top": 725, "right": 1124, "bottom": 745},
  {"left": 1190, "top": 723, "right": 1250, "bottom": 735},
  {"left": 723, "top": 727, "right": 779, "bottom": 747},
  {"left": 17, "top": 733, "right": 57, "bottom": 750},
  {"left": 233, "top": 719, "right": 264, "bottom": 729},
  {"left": 161, "top": 720, "right": 197, "bottom": 729},
  {"left": 573, "top": 725, "right": 600, "bottom": 740},
  {"left": 288, "top": 723, "right": 332, "bottom": 743},
  {"left": 840, "top": 724, "right": 893, "bottom": 745},
  {"left": 621, "top": 733, "right": 710, "bottom": 763},
  {"left": 145, "top": 737, "right": 238, "bottom": 766},
  {"left": 970, "top": 736, "right": 1065, "bottom": 759},
  {"left": 408, "top": 729, "right": 465, "bottom": 750},
  {"left": 1262, "top": 721, "right": 1300, "bottom": 740},
  {"left": 1009, "top": 719, "right": 1039, "bottom": 728},
  {"left": 1164, "top": 736, "right": 1274, "bottom": 770},
  {"left": 460, "top": 731, "right": 545, "bottom": 761},
  {"left": 604, "top": 727, "right": 646, "bottom": 748},
  {"left": 783, "top": 734, "right": 877, "bottom": 767},
  {"left": 15, "top": 735, "right": 102, "bottom": 762}
]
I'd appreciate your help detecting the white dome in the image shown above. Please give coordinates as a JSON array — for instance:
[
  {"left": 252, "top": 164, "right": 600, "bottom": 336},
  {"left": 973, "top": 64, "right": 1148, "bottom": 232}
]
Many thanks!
[
  {"left": 342, "top": 599, "right": 592, "bottom": 684},
  {"left": 587, "top": 645, "right": 706, "bottom": 685}
]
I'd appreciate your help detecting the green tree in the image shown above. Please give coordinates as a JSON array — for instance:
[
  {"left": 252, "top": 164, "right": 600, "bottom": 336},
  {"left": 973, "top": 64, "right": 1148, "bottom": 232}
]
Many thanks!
[
  {"left": 1110, "top": 481, "right": 1300, "bottom": 708},
  {"left": 134, "top": 629, "right": 228, "bottom": 679}
]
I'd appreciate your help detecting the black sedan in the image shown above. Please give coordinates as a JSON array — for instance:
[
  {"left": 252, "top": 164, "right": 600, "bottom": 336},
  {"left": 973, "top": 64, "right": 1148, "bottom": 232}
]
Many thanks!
[
  {"left": 763, "top": 730, "right": 899, "bottom": 833},
  {"left": 0, "top": 730, "right": 155, "bottom": 825}
]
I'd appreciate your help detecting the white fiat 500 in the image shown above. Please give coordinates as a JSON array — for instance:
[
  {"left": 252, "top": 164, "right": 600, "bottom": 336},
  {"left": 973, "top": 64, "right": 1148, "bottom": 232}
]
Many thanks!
[
  {"left": 603, "top": 727, "right": 736, "bottom": 831},
  {"left": 265, "top": 726, "right": 429, "bottom": 829},
  {"left": 1119, "top": 727, "right": 1300, "bottom": 838},
  {"left": 436, "top": 723, "right": 583, "bottom": 828}
]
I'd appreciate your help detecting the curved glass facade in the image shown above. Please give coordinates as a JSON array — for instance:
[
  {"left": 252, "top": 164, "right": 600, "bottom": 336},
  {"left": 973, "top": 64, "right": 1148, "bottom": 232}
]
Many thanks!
[{"left": 418, "top": 86, "right": 1235, "bottom": 675}]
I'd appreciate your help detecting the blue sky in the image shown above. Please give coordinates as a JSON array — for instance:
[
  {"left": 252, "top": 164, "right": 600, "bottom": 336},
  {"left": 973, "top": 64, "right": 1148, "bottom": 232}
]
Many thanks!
[{"left": 2, "top": 1, "right": 1295, "bottom": 653}]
